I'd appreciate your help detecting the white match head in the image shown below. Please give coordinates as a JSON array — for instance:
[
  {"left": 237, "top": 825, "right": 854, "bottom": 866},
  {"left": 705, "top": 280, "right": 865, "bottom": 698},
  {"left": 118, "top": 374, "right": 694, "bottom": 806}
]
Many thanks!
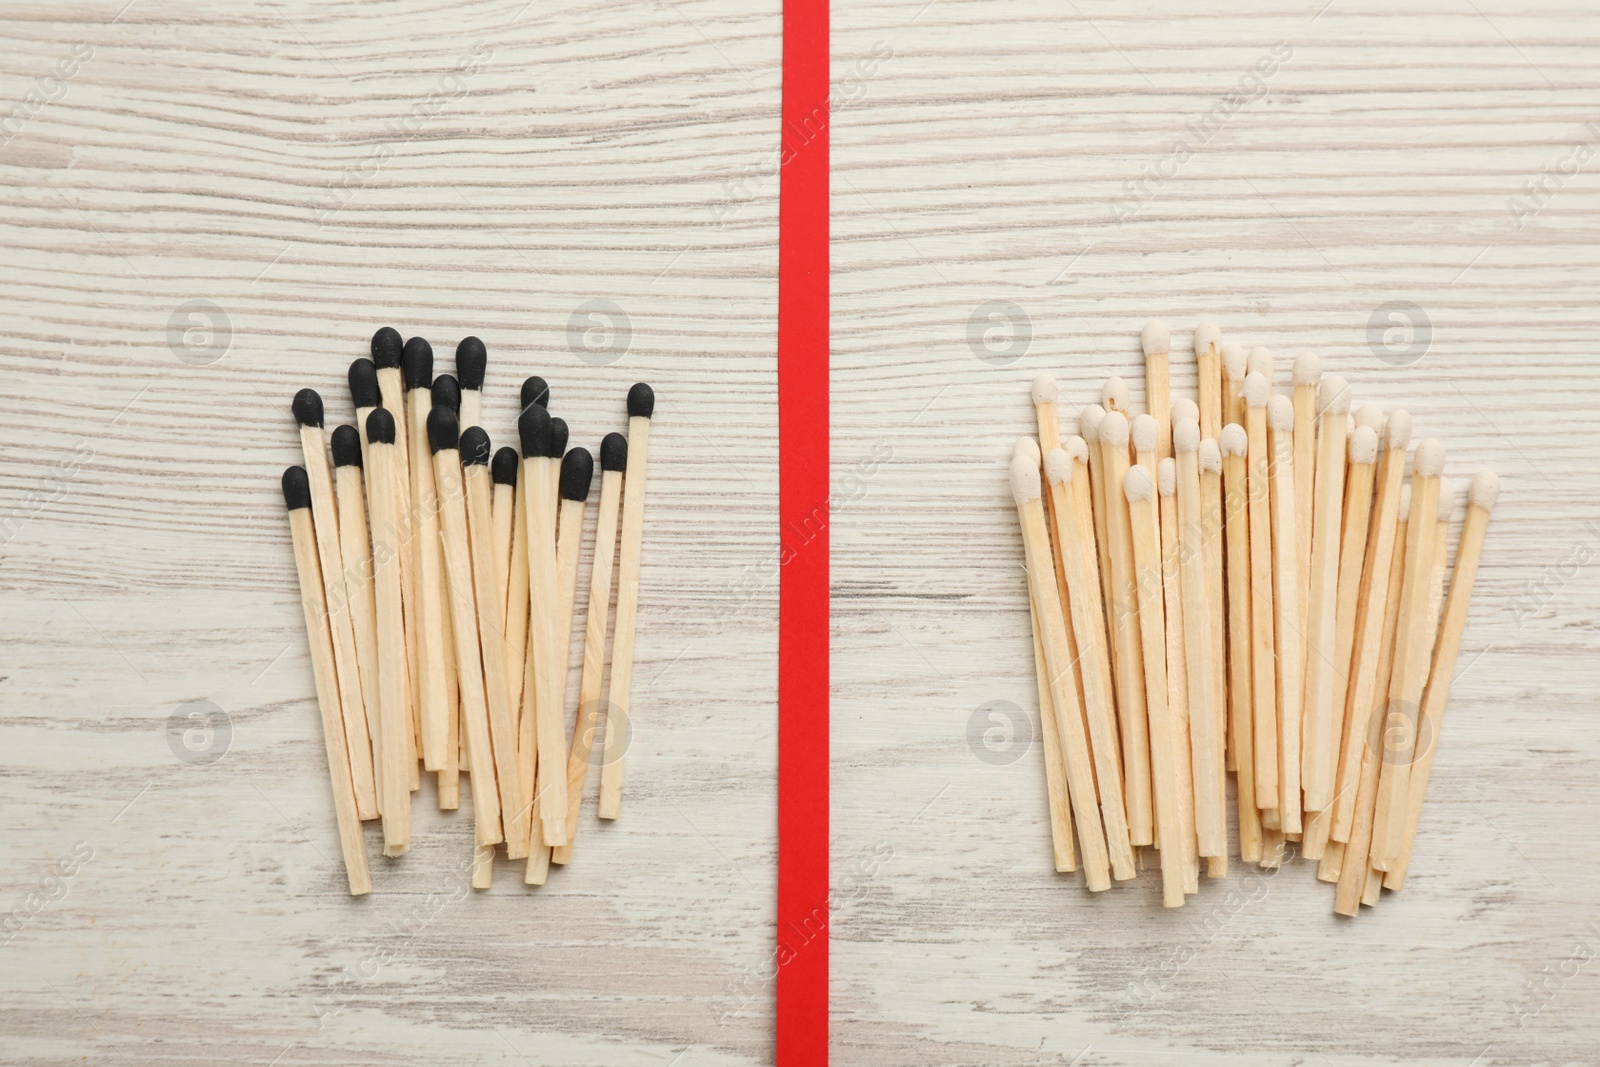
[
  {"left": 1065, "top": 435, "right": 1090, "bottom": 465},
  {"left": 1044, "top": 447, "right": 1073, "bottom": 486},
  {"left": 1222, "top": 342, "right": 1247, "bottom": 381},
  {"left": 1248, "top": 346, "right": 1273, "bottom": 380},
  {"left": 1349, "top": 425, "right": 1379, "bottom": 465},
  {"left": 1292, "top": 351, "right": 1322, "bottom": 386},
  {"left": 1386, "top": 409, "right": 1412, "bottom": 451},
  {"left": 1414, "top": 438, "right": 1445, "bottom": 478},
  {"left": 1099, "top": 410, "right": 1130, "bottom": 447},
  {"left": 1398, "top": 482, "right": 1413, "bottom": 521},
  {"left": 1242, "top": 371, "right": 1270, "bottom": 408},
  {"left": 1317, "top": 373, "right": 1352, "bottom": 416},
  {"left": 1193, "top": 320, "right": 1222, "bottom": 356},
  {"left": 1268, "top": 393, "right": 1295, "bottom": 431},
  {"left": 1009, "top": 454, "right": 1042, "bottom": 505},
  {"left": 1131, "top": 413, "right": 1159, "bottom": 454},
  {"left": 1013, "top": 435, "right": 1041, "bottom": 467},
  {"left": 1158, "top": 457, "right": 1177, "bottom": 497},
  {"left": 1199, "top": 438, "right": 1222, "bottom": 473},
  {"left": 1220, "top": 423, "right": 1248, "bottom": 456},
  {"left": 1354, "top": 403, "right": 1384, "bottom": 434},
  {"left": 1031, "top": 373, "right": 1058, "bottom": 405},
  {"left": 1171, "top": 396, "right": 1199, "bottom": 425},
  {"left": 1173, "top": 416, "right": 1200, "bottom": 453},
  {"left": 1124, "top": 463, "right": 1154, "bottom": 503},
  {"left": 1141, "top": 319, "right": 1170, "bottom": 357},
  {"left": 1101, "top": 375, "right": 1131, "bottom": 413},
  {"left": 1469, "top": 469, "right": 1500, "bottom": 511},
  {"left": 1080, "top": 404, "right": 1105, "bottom": 443}
]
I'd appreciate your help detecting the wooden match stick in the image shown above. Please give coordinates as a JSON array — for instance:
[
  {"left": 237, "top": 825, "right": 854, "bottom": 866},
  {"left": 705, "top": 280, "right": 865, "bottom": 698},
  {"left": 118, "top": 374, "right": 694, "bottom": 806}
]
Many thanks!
[
  {"left": 1098, "top": 410, "right": 1153, "bottom": 848},
  {"left": 1173, "top": 418, "right": 1226, "bottom": 860},
  {"left": 427, "top": 408, "right": 503, "bottom": 847},
  {"left": 1142, "top": 320, "right": 1172, "bottom": 461},
  {"left": 1386, "top": 470, "right": 1498, "bottom": 890},
  {"left": 1012, "top": 449, "right": 1112, "bottom": 891},
  {"left": 431, "top": 374, "right": 463, "bottom": 810},
  {"left": 554, "top": 446, "right": 594, "bottom": 720},
  {"left": 292, "top": 390, "right": 377, "bottom": 821},
  {"left": 330, "top": 426, "right": 383, "bottom": 810},
  {"left": 456, "top": 336, "right": 486, "bottom": 431},
  {"left": 1123, "top": 463, "right": 1186, "bottom": 906},
  {"left": 1420, "top": 480, "right": 1461, "bottom": 690},
  {"left": 518, "top": 403, "right": 570, "bottom": 848},
  {"left": 1290, "top": 353, "right": 1320, "bottom": 652},
  {"left": 1372, "top": 439, "right": 1445, "bottom": 870},
  {"left": 504, "top": 378, "right": 547, "bottom": 753},
  {"left": 1221, "top": 424, "right": 1262, "bottom": 862},
  {"left": 491, "top": 447, "right": 518, "bottom": 629},
  {"left": 1044, "top": 446, "right": 1136, "bottom": 880},
  {"left": 363, "top": 409, "right": 412, "bottom": 856},
  {"left": 1222, "top": 343, "right": 1247, "bottom": 430},
  {"left": 371, "top": 330, "right": 422, "bottom": 781},
  {"left": 1156, "top": 459, "right": 1200, "bottom": 891},
  {"left": 1200, "top": 436, "right": 1228, "bottom": 788},
  {"left": 1079, "top": 404, "right": 1117, "bottom": 637},
  {"left": 348, "top": 360, "right": 401, "bottom": 785},
  {"left": 1241, "top": 372, "right": 1278, "bottom": 818},
  {"left": 1301, "top": 373, "right": 1351, "bottom": 818},
  {"left": 401, "top": 339, "right": 450, "bottom": 776},
  {"left": 1101, "top": 374, "right": 1132, "bottom": 419},
  {"left": 1035, "top": 377, "right": 1088, "bottom": 718},
  {"left": 599, "top": 384, "right": 655, "bottom": 823},
  {"left": 282, "top": 466, "right": 372, "bottom": 895},
  {"left": 1267, "top": 393, "right": 1305, "bottom": 833}
]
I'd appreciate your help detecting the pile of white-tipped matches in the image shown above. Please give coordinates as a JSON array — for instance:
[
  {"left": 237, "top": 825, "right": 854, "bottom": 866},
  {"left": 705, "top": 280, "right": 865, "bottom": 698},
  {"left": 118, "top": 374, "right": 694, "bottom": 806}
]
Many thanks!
[
  {"left": 1010, "top": 320, "right": 1498, "bottom": 914},
  {"left": 280, "top": 328, "right": 653, "bottom": 896}
]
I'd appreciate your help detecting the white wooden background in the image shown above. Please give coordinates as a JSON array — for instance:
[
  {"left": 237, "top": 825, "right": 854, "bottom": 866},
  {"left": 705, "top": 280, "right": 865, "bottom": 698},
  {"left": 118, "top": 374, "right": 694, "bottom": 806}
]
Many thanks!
[{"left": 4, "top": 1, "right": 1600, "bottom": 1065}]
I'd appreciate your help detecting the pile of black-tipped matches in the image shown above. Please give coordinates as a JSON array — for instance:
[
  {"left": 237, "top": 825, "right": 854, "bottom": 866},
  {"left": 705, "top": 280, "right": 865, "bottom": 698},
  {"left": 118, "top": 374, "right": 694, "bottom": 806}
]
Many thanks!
[{"left": 281, "top": 328, "right": 654, "bottom": 896}]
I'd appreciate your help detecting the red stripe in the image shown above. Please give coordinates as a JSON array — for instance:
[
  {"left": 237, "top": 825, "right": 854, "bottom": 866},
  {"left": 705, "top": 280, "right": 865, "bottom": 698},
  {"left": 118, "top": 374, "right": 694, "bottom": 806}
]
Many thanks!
[{"left": 777, "top": 0, "right": 829, "bottom": 1060}]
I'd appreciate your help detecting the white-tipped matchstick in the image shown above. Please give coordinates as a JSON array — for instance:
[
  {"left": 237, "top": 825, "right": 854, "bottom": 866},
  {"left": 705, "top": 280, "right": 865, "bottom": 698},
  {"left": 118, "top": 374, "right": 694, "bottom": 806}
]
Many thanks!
[
  {"left": 1174, "top": 418, "right": 1226, "bottom": 861},
  {"left": 1267, "top": 393, "right": 1305, "bottom": 833},
  {"left": 1064, "top": 433, "right": 1125, "bottom": 797},
  {"left": 331, "top": 426, "right": 383, "bottom": 811},
  {"left": 1242, "top": 372, "right": 1278, "bottom": 819},
  {"left": 1221, "top": 423, "right": 1262, "bottom": 862},
  {"left": 1193, "top": 324, "right": 1227, "bottom": 777},
  {"left": 1222, "top": 343, "right": 1247, "bottom": 430},
  {"left": 1035, "top": 377, "right": 1088, "bottom": 716},
  {"left": 1157, "top": 458, "right": 1200, "bottom": 891},
  {"left": 1201, "top": 435, "right": 1228, "bottom": 786},
  {"left": 363, "top": 410, "right": 411, "bottom": 856},
  {"left": 1028, "top": 440, "right": 1080, "bottom": 875},
  {"left": 1301, "top": 373, "right": 1351, "bottom": 819},
  {"left": 1079, "top": 404, "right": 1117, "bottom": 645},
  {"left": 1142, "top": 320, "right": 1172, "bottom": 460}
]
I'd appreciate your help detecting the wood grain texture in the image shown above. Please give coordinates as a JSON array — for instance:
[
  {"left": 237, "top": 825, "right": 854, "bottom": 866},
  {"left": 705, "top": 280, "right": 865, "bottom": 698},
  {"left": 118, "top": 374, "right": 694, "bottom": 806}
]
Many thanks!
[{"left": 832, "top": 2, "right": 1600, "bottom": 1064}]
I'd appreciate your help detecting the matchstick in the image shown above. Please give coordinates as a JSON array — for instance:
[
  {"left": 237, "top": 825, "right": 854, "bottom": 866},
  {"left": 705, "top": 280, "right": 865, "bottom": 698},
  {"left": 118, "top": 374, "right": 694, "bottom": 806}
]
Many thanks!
[
  {"left": 1372, "top": 439, "right": 1445, "bottom": 870},
  {"left": 363, "top": 409, "right": 411, "bottom": 856},
  {"left": 1123, "top": 463, "right": 1186, "bottom": 907},
  {"left": 518, "top": 403, "right": 569, "bottom": 849},
  {"left": 282, "top": 466, "right": 372, "bottom": 895},
  {"left": 491, "top": 447, "right": 518, "bottom": 627},
  {"left": 432, "top": 374, "right": 463, "bottom": 809},
  {"left": 1032, "top": 373, "right": 1061, "bottom": 451},
  {"left": 1157, "top": 458, "right": 1200, "bottom": 892},
  {"left": 1142, "top": 320, "right": 1172, "bottom": 460},
  {"left": 1242, "top": 372, "right": 1278, "bottom": 818},
  {"left": 1222, "top": 343, "right": 1247, "bottom": 429},
  {"left": 402, "top": 339, "right": 450, "bottom": 776},
  {"left": 1011, "top": 449, "right": 1112, "bottom": 891},
  {"left": 599, "top": 384, "right": 655, "bottom": 823},
  {"left": 292, "top": 390, "right": 377, "bottom": 821},
  {"left": 1421, "top": 480, "right": 1461, "bottom": 690},
  {"left": 1079, "top": 404, "right": 1117, "bottom": 634},
  {"left": 555, "top": 433, "right": 629, "bottom": 864},
  {"left": 1194, "top": 322, "right": 1222, "bottom": 441},
  {"left": 1101, "top": 374, "right": 1131, "bottom": 419},
  {"left": 1221, "top": 424, "right": 1262, "bottom": 862},
  {"left": 1267, "top": 393, "right": 1304, "bottom": 833},
  {"left": 504, "top": 377, "right": 547, "bottom": 756},
  {"left": 555, "top": 446, "right": 594, "bottom": 698},
  {"left": 1301, "top": 374, "right": 1351, "bottom": 817},
  {"left": 1174, "top": 418, "right": 1226, "bottom": 860},
  {"left": 331, "top": 425, "right": 383, "bottom": 810},
  {"left": 1098, "top": 410, "right": 1153, "bottom": 848},
  {"left": 427, "top": 408, "right": 503, "bottom": 848},
  {"left": 1200, "top": 436, "right": 1227, "bottom": 783},
  {"left": 371, "top": 330, "right": 422, "bottom": 777},
  {"left": 1064, "top": 433, "right": 1125, "bottom": 771},
  {"left": 1386, "top": 470, "right": 1498, "bottom": 890},
  {"left": 1044, "top": 446, "right": 1136, "bottom": 880},
  {"left": 456, "top": 336, "right": 486, "bottom": 430},
  {"left": 1034, "top": 377, "right": 1087, "bottom": 716}
]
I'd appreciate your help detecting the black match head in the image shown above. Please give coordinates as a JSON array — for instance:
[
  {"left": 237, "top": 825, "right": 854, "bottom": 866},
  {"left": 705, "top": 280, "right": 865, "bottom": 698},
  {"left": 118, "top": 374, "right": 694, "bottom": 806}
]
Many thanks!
[
  {"left": 402, "top": 337, "right": 434, "bottom": 391},
  {"left": 518, "top": 403, "right": 553, "bottom": 459},
  {"left": 371, "top": 327, "right": 403, "bottom": 369},
  {"left": 292, "top": 388, "right": 324, "bottom": 428},
  {"left": 520, "top": 375, "right": 550, "bottom": 410},
  {"left": 330, "top": 425, "right": 362, "bottom": 468},
  {"left": 282, "top": 465, "right": 311, "bottom": 510},
  {"left": 627, "top": 382, "right": 655, "bottom": 419},
  {"left": 432, "top": 373, "right": 460, "bottom": 413},
  {"left": 348, "top": 358, "right": 380, "bottom": 410},
  {"left": 491, "top": 446, "right": 519, "bottom": 486},
  {"left": 427, "top": 405, "right": 459, "bottom": 454},
  {"left": 460, "top": 426, "right": 491, "bottom": 466},
  {"left": 560, "top": 447, "right": 594, "bottom": 501},
  {"left": 365, "top": 406, "right": 396, "bottom": 445},
  {"left": 550, "top": 416, "right": 569, "bottom": 456},
  {"left": 600, "top": 431, "right": 628, "bottom": 472},
  {"left": 456, "top": 336, "right": 486, "bottom": 390}
]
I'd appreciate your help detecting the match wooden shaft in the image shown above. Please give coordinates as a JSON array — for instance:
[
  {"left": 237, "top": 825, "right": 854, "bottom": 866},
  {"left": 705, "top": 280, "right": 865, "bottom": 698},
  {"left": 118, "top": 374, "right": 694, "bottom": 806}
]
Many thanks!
[
  {"left": 334, "top": 463, "right": 383, "bottom": 812},
  {"left": 1201, "top": 458, "right": 1227, "bottom": 780},
  {"left": 514, "top": 618, "right": 539, "bottom": 860},
  {"left": 1421, "top": 517, "right": 1451, "bottom": 690},
  {"left": 1101, "top": 443, "right": 1152, "bottom": 847},
  {"left": 1085, "top": 432, "right": 1117, "bottom": 653},
  {"left": 1037, "top": 410, "right": 1088, "bottom": 721},
  {"left": 366, "top": 438, "right": 411, "bottom": 856},
  {"left": 433, "top": 450, "right": 502, "bottom": 847},
  {"left": 300, "top": 425, "right": 377, "bottom": 821},
  {"left": 1372, "top": 468, "right": 1440, "bottom": 870},
  {"left": 460, "top": 391, "right": 482, "bottom": 435},
  {"left": 1292, "top": 381, "right": 1317, "bottom": 717},
  {"left": 439, "top": 574, "right": 461, "bottom": 809},
  {"left": 1361, "top": 864, "right": 1382, "bottom": 907},
  {"left": 1049, "top": 478, "right": 1135, "bottom": 879},
  {"left": 1387, "top": 500, "right": 1492, "bottom": 890},
  {"left": 1176, "top": 448, "right": 1225, "bottom": 856},
  {"left": 599, "top": 415, "right": 650, "bottom": 820},
  {"left": 504, "top": 476, "right": 531, "bottom": 730},
  {"left": 1223, "top": 450, "right": 1262, "bottom": 862},
  {"left": 287, "top": 505, "right": 372, "bottom": 894},
  {"left": 376, "top": 369, "right": 422, "bottom": 766},
  {"left": 1017, "top": 493, "right": 1112, "bottom": 891},
  {"left": 522, "top": 451, "right": 569, "bottom": 846},
  {"left": 406, "top": 391, "right": 450, "bottom": 771},
  {"left": 1127, "top": 489, "right": 1186, "bottom": 907},
  {"left": 1147, "top": 353, "right": 1171, "bottom": 462},
  {"left": 1031, "top": 593, "right": 1077, "bottom": 874},
  {"left": 1158, "top": 485, "right": 1200, "bottom": 892},
  {"left": 492, "top": 482, "right": 515, "bottom": 622},
  {"left": 1301, "top": 410, "right": 1348, "bottom": 814},
  {"left": 556, "top": 493, "right": 586, "bottom": 678},
  {"left": 1245, "top": 405, "right": 1278, "bottom": 810},
  {"left": 1268, "top": 418, "right": 1304, "bottom": 833},
  {"left": 1067, "top": 460, "right": 1119, "bottom": 764}
]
